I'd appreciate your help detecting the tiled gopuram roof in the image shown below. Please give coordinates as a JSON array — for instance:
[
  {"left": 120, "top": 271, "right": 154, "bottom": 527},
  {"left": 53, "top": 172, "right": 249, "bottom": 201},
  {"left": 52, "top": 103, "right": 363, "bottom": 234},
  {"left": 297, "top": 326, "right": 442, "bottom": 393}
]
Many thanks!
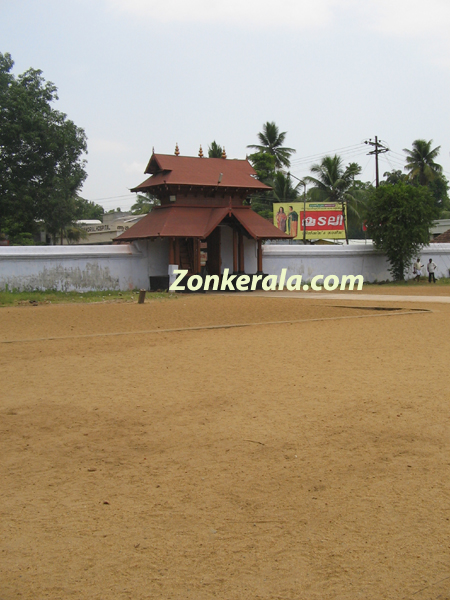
[
  {"left": 114, "top": 205, "right": 292, "bottom": 242},
  {"left": 131, "top": 153, "right": 271, "bottom": 192}
]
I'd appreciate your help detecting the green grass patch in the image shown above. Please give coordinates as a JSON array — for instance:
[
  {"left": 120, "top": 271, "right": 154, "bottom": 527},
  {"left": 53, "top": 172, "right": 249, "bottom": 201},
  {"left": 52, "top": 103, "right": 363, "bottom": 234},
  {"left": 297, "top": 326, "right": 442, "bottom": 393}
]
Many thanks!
[{"left": 0, "top": 289, "right": 176, "bottom": 307}]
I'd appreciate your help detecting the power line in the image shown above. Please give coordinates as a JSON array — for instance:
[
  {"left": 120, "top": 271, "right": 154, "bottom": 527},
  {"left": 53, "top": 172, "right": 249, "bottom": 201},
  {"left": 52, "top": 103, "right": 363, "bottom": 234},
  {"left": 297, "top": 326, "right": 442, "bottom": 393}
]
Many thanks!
[
  {"left": 86, "top": 193, "right": 136, "bottom": 202},
  {"left": 289, "top": 147, "right": 373, "bottom": 181},
  {"left": 289, "top": 143, "right": 366, "bottom": 166},
  {"left": 382, "top": 154, "right": 405, "bottom": 169}
]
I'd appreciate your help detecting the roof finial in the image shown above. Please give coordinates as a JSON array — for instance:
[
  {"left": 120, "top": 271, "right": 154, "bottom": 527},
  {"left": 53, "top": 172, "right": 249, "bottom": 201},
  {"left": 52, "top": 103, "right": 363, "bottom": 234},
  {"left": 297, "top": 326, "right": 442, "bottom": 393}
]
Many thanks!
[
  {"left": 152, "top": 146, "right": 155, "bottom": 155},
  {"left": 221, "top": 146, "right": 227, "bottom": 159},
  {"left": 174, "top": 143, "right": 180, "bottom": 156},
  {"left": 198, "top": 144, "right": 204, "bottom": 158}
]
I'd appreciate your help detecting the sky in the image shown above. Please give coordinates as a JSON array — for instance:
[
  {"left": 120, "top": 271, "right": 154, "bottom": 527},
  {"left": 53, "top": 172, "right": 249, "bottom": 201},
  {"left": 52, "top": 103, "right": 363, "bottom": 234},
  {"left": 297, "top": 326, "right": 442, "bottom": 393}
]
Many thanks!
[{"left": 2, "top": 0, "right": 450, "bottom": 212}]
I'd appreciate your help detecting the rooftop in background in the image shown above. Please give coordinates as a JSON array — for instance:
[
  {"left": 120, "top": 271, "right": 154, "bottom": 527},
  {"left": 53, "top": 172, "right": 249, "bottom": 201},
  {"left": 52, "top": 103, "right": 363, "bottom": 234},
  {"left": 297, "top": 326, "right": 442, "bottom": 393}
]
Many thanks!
[
  {"left": 430, "top": 219, "right": 450, "bottom": 239},
  {"left": 430, "top": 229, "right": 450, "bottom": 243},
  {"left": 131, "top": 153, "right": 271, "bottom": 193}
]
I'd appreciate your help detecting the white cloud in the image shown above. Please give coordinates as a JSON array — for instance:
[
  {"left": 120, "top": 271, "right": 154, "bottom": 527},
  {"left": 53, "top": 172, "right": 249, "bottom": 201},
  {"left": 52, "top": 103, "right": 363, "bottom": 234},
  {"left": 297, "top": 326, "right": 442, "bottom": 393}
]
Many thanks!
[
  {"left": 361, "top": 0, "right": 450, "bottom": 67},
  {"left": 364, "top": 0, "right": 450, "bottom": 37},
  {"left": 89, "top": 138, "right": 129, "bottom": 154},
  {"left": 106, "top": 0, "right": 450, "bottom": 65},
  {"left": 108, "top": 0, "right": 450, "bottom": 40},
  {"left": 123, "top": 161, "right": 147, "bottom": 174},
  {"left": 107, "top": 0, "right": 348, "bottom": 29}
]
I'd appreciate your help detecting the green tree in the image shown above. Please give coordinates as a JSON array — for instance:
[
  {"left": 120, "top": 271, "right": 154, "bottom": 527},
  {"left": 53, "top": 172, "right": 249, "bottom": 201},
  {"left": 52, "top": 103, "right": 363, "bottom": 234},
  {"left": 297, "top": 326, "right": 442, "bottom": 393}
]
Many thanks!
[
  {"left": 382, "top": 169, "right": 409, "bottom": 185},
  {"left": 346, "top": 180, "right": 374, "bottom": 239},
  {"left": 248, "top": 151, "right": 276, "bottom": 185},
  {"left": 130, "top": 193, "right": 159, "bottom": 215},
  {"left": 74, "top": 197, "right": 104, "bottom": 220},
  {"left": 0, "top": 52, "right": 87, "bottom": 244},
  {"left": 384, "top": 154, "right": 449, "bottom": 216},
  {"left": 365, "top": 182, "right": 438, "bottom": 280},
  {"left": 65, "top": 225, "right": 88, "bottom": 244},
  {"left": 208, "top": 141, "right": 223, "bottom": 158},
  {"left": 247, "top": 154, "right": 299, "bottom": 220},
  {"left": 247, "top": 122, "right": 295, "bottom": 169},
  {"left": 247, "top": 152, "right": 276, "bottom": 219},
  {"left": 304, "top": 155, "right": 362, "bottom": 243},
  {"left": 272, "top": 172, "right": 299, "bottom": 203},
  {"left": 427, "top": 174, "right": 450, "bottom": 216},
  {"left": 403, "top": 139, "right": 443, "bottom": 186}
]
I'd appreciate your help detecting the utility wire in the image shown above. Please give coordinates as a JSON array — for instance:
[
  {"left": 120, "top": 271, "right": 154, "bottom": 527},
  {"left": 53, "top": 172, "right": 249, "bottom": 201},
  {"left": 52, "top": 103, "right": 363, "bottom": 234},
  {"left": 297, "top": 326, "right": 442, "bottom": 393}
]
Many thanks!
[
  {"left": 86, "top": 193, "right": 136, "bottom": 202},
  {"left": 289, "top": 143, "right": 366, "bottom": 165}
]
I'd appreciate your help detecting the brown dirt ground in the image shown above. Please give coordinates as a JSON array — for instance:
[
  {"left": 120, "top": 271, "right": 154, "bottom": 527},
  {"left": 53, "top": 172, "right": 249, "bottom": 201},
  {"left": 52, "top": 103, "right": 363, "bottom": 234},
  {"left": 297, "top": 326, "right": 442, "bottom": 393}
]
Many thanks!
[{"left": 1, "top": 290, "right": 450, "bottom": 600}]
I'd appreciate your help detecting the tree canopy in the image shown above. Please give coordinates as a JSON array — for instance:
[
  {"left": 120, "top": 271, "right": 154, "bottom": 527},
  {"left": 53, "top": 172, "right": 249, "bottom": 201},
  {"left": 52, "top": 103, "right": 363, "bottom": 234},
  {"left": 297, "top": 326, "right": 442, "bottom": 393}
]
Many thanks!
[
  {"left": 130, "top": 193, "right": 160, "bottom": 215},
  {"left": 208, "top": 141, "right": 223, "bottom": 158},
  {"left": 383, "top": 142, "right": 449, "bottom": 216},
  {"left": 0, "top": 52, "right": 88, "bottom": 244},
  {"left": 304, "top": 155, "right": 363, "bottom": 242},
  {"left": 403, "top": 139, "right": 442, "bottom": 186},
  {"left": 247, "top": 122, "right": 295, "bottom": 169},
  {"left": 304, "top": 155, "right": 361, "bottom": 203},
  {"left": 365, "top": 182, "right": 439, "bottom": 280}
]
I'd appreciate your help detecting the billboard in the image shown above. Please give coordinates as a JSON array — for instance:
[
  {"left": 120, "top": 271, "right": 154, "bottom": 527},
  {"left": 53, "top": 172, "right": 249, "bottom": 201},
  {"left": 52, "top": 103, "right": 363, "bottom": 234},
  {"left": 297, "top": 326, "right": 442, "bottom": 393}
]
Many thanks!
[{"left": 273, "top": 202, "right": 346, "bottom": 240}]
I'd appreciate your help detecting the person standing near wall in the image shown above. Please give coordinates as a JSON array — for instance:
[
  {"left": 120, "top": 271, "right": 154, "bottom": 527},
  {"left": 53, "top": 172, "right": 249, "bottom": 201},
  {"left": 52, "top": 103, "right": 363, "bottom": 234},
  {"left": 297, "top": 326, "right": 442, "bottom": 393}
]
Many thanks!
[
  {"left": 413, "top": 258, "right": 423, "bottom": 282},
  {"left": 427, "top": 258, "right": 437, "bottom": 283}
]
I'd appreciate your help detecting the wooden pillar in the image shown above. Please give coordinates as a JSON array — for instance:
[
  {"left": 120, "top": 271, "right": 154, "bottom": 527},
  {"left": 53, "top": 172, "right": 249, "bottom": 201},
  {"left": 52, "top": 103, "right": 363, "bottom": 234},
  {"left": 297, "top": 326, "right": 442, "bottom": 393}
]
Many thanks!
[
  {"left": 169, "top": 237, "right": 175, "bottom": 264},
  {"left": 233, "top": 229, "right": 238, "bottom": 273},
  {"left": 195, "top": 238, "right": 201, "bottom": 274},
  {"left": 174, "top": 238, "right": 180, "bottom": 266},
  {"left": 257, "top": 239, "right": 263, "bottom": 273},
  {"left": 238, "top": 231, "right": 245, "bottom": 273}
]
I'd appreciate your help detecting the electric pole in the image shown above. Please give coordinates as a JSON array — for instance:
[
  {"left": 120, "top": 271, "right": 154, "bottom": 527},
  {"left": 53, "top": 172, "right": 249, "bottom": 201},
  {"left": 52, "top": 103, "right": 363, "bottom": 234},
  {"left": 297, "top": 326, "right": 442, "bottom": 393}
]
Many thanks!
[{"left": 364, "top": 136, "right": 389, "bottom": 187}]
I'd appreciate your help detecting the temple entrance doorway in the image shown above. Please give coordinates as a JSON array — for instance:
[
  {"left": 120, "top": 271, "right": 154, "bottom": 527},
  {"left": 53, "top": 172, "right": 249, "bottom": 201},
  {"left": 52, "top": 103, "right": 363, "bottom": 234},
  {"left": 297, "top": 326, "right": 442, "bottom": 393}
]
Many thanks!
[{"left": 205, "top": 227, "right": 221, "bottom": 276}]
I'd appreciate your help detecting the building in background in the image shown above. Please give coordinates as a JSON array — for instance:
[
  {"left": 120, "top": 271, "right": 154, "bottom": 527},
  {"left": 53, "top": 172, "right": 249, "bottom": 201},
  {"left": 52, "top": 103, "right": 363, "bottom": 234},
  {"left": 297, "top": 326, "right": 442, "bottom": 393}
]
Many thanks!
[{"left": 65, "top": 212, "right": 145, "bottom": 245}]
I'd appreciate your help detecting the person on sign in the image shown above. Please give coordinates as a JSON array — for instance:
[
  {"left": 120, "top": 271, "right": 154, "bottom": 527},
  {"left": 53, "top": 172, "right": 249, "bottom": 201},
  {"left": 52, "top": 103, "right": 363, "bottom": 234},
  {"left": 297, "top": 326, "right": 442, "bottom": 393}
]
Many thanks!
[
  {"left": 276, "top": 207, "right": 287, "bottom": 233},
  {"left": 413, "top": 258, "right": 423, "bottom": 282},
  {"left": 287, "top": 206, "right": 299, "bottom": 237}
]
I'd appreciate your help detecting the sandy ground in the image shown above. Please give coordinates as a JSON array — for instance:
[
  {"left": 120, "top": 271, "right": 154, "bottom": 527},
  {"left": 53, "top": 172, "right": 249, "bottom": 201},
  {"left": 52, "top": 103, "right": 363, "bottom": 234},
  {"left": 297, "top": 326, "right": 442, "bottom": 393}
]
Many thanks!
[{"left": 1, "top": 290, "right": 450, "bottom": 600}]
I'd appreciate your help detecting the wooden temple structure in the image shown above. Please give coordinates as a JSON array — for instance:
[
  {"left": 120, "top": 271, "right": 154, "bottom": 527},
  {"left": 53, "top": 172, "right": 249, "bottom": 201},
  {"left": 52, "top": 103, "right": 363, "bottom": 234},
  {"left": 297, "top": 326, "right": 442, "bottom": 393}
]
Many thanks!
[{"left": 115, "top": 147, "right": 291, "bottom": 289}]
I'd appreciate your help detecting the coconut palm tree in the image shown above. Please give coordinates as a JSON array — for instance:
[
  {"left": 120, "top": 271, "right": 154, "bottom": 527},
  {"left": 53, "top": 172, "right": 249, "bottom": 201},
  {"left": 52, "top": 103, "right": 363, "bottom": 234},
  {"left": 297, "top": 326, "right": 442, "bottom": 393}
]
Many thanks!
[
  {"left": 208, "top": 141, "right": 223, "bottom": 158},
  {"left": 403, "top": 139, "right": 443, "bottom": 186},
  {"left": 305, "top": 155, "right": 361, "bottom": 202},
  {"left": 131, "top": 193, "right": 159, "bottom": 215},
  {"left": 304, "top": 155, "right": 362, "bottom": 244},
  {"left": 247, "top": 122, "right": 295, "bottom": 169},
  {"left": 272, "top": 171, "right": 300, "bottom": 203}
]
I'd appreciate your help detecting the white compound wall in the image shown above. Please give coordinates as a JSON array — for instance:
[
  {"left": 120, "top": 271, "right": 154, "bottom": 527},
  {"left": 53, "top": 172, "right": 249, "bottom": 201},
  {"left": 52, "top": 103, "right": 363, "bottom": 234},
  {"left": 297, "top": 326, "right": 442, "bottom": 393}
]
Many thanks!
[
  {"left": 262, "top": 243, "right": 450, "bottom": 283},
  {"left": 1, "top": 241, "right": 450, "bottom": 291}
]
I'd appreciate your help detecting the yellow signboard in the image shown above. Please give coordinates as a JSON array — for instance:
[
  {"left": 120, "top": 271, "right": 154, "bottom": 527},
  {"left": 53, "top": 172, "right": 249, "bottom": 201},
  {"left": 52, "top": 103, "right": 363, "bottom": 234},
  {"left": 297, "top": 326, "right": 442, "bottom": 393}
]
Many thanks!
[{"left": 273, "top": 202, "right": 346, "bottom": 240}]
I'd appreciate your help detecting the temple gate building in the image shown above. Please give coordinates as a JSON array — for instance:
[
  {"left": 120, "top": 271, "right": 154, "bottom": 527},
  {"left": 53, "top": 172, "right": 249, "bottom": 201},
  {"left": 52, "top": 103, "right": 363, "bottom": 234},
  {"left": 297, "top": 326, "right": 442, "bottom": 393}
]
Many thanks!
[{"left": 115, "top": 148, "right": 291, "bottom": 290}]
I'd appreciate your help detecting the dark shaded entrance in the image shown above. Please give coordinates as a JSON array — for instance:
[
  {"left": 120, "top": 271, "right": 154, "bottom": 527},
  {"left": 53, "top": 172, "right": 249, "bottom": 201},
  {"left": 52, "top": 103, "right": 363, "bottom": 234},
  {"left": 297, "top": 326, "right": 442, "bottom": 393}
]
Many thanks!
[{"left": 205, "top": 227, "right": 221, "bottom": 276}]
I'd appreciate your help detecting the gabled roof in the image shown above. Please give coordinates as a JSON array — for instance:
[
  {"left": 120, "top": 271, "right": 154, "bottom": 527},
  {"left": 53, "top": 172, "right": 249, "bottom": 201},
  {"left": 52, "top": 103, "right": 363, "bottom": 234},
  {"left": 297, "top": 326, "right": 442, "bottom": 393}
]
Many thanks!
[
  {"left": 131, "top": 153, "right": 271, "bottom": 192},
  {"left": 231, "top": 207, "right": 292, "bottom": 239},
  {"left": 115, "top": 206, "right": 229, "bottom": 240},
  {"left": 431, "top": 229, "right": 450, "bottom": 243},
  {"left": 114, "top": 205, "right": 292, "bottom": 242}
]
